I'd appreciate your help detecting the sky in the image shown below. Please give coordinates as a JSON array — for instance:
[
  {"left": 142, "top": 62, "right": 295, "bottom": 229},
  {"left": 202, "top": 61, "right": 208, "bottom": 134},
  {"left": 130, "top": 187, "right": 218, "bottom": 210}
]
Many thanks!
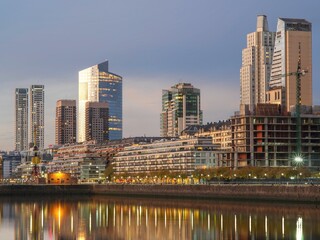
[{"left": 1, "top": 0, "right": 320, "bottom": 150}]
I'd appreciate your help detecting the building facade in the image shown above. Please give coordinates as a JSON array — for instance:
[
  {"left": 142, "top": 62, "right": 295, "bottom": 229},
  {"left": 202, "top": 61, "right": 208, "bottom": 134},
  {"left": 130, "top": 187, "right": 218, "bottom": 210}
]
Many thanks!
[
  {"left": 231, "top": 109, "right": 320, "bottom": 169},
  {"left": 160, "top": 83, "right": 202, "bottom": 137},
  {"left": 181, "top": 121, "right": 233, "bottom": 167},
  {"left": 268, "top": 18, "right": 312, "bottom": 112},
  {"left": 2, "top": 152, "right": 21, "bottom": 179},
  {"left": 85, "top": 102, "right": 109, "bottom": 142},
  {"left": 114, "top": 137, "right": 223, "bottom": 175},
  {"left": 15, "top": 88, "right": 29, "bottom": 151},
  {"left": 240, "top": 15, "right": 275, "bottom": 112},
  {"left": 55, "top": 100, "right": 77, "bottom": 145},
  {"left": 78, "top": 61, "right": 122, "bottom": 142},
  {"left": 30, "top": 85, "right": 45, "bottom": 150}
]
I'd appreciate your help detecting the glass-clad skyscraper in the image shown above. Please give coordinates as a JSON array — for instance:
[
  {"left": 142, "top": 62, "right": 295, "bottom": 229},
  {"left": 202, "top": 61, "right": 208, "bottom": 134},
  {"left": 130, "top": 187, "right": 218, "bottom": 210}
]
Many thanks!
[
  {"left": 160, "top": 83, "right": 202, "bottom": 137},
  {"left": 78, "top": 60, "right": 122, "bottom": 142}
]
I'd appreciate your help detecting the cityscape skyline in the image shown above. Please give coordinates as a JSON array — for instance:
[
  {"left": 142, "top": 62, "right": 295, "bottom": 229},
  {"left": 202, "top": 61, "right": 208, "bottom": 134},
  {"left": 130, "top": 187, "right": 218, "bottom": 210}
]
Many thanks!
[{"left": 1, "top": 1, "right": 320, "bottom": 151}]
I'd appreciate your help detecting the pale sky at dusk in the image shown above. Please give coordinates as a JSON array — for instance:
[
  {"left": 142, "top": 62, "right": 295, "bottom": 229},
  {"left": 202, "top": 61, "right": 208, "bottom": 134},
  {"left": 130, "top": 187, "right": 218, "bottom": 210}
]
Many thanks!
[{"left": 1, "top": 1, "right": 320, "bottom": 150}]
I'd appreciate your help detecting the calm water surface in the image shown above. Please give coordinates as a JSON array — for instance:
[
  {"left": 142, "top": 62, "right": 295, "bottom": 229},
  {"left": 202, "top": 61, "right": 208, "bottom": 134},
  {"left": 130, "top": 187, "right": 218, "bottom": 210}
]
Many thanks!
[{"left": 0, "top": 196, "right": 319, "bottom": 240}]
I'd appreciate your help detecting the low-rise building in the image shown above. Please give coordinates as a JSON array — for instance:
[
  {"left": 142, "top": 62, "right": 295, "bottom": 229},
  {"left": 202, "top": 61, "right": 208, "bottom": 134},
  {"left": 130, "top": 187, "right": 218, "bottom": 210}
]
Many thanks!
[
  {"left": 80, "top": 163, "right": 106, "bottom": 182},
  {"left": 1, "top": 152, "right": 21, "bottom": 179},
  {"left": 113, "top": 137, "right": 225, "bottom": 175},
  {"left": 47, "top": 138, "right": 164, "bottom": 181}
]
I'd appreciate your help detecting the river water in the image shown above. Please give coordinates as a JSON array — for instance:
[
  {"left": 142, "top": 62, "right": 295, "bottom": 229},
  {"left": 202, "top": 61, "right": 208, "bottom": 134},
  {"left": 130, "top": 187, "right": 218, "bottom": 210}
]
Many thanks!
[{"left": 0, "top": 196, "right": 319, "bottom": 240}]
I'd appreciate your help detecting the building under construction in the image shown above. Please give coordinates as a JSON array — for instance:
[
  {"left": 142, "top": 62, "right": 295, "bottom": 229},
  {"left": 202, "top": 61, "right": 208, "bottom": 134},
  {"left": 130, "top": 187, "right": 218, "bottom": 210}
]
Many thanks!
[{"left": 231, "top": 104, "right": 320, "bottom": 169}]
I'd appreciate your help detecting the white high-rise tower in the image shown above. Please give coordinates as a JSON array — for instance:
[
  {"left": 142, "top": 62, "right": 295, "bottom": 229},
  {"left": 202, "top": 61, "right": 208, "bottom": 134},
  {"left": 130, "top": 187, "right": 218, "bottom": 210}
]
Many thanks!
[
  {"left": 15, "top": 88, "right": 29, "bottom": 151},
  {"left": 30, "top": 85, "right": 45, "bottom": 150},
  {"left": 240, "top": 15, "right": 275, "bottom": 112}
]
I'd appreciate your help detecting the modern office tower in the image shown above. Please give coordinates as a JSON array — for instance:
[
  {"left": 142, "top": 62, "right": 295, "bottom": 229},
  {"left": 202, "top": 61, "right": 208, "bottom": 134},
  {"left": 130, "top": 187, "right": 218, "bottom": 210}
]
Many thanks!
[
  {"left": 55, "top": 100, "right": 77, "bottom": 145},
  {"left": 15, "top": 88, "right": 29, "bottom": 151},
  {"left": 268, "top": 18, "right": 312, "bottom": 112},
  {"left": 30, "top": 85, "right": 45, "bottom": 150},
  {"left": 240, "top": 15, "right": 275, "bottom": 112},
  {"left": 78, "top": 60, "right": 122, "bottom": 142},
  {"left": 160, "top": 83, "right": 202, "bottom": 137},
  {"left": 85, "top": 102, "right": 109, "bottom": 142}
]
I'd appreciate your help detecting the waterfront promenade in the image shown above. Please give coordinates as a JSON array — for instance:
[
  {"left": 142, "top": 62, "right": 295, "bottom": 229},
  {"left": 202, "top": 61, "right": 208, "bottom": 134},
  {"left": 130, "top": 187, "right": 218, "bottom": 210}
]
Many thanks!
[{"left": 0, "top": 183, "right": 320, "bottom": 203}]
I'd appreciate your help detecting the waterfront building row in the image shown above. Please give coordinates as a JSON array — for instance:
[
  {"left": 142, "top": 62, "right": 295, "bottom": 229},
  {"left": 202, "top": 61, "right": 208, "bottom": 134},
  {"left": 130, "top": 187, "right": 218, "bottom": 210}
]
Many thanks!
[{"left": 113, "top": 137, "right": 229, "bottom": 175}]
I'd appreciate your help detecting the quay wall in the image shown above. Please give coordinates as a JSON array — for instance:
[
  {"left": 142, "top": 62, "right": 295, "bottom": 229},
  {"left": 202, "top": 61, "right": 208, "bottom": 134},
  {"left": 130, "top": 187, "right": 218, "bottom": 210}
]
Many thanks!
[{"left": 0, "top": 184, "right": 319, "bottom": 203}]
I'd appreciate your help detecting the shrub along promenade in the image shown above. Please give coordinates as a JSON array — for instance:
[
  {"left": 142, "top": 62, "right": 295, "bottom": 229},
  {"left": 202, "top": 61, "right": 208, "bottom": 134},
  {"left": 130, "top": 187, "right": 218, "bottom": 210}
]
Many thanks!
[{"left": 0, "top": 183, "right": 320, "bottom": 203}]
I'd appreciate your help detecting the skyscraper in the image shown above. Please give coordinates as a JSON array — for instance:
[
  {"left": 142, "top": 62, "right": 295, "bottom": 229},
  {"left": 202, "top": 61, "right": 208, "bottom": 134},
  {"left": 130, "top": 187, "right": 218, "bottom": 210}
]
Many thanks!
[
  {"left": 30, "top": 85, "right": 45, "bottom": 150},
  {"left": 85, "top": 102, "right": 109, "bottom": 142},
  {"left": 78, "top": 61, "right": 122, "bottom": 142},
  {"left": 160, "top": 83, "right": 202, "bottom": 137},
  {"left": 268, "top": 18, "right": 312, "bottom": 112},
  {"left": 15, "top": 88, "right": 29, "bottom": 151},
  {"left": 55, "top": 100, "right": 77, "bottom": 145},
  {"left": 240, "top": 15, "right": 275, "bottom": 112}
]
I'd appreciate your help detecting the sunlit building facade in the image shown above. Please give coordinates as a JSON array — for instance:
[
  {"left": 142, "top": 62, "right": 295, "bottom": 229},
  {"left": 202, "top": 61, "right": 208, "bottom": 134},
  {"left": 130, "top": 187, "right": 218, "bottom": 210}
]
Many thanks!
[
  {"left": 268, "top": 18, "right": 312, "bottom": 112},
  {"left": 161, "top": 83, "right": 202, "bottom": 137},
  {"left": 78, "top": 61, "right": 122, "bottom": 142},
  {"left": 30, "top": 85, "right": 45, "bottom": 150},
  {"left": 15, "top": 88, "right": 29, "bottom": 151},
  {"left": 55, "top": 100, "right": 77, "bottom": 145},
  {"left": 240, "top": 15, "right": 275, "bottom": 112}
]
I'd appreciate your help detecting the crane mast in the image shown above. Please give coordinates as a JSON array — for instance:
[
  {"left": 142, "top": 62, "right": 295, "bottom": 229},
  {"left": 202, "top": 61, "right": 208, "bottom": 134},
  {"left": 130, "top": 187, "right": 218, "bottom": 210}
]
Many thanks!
[
  {"left": 32, "top": 124, "right": 41, "bottom": 178},
  {"left": 280, "top": 43, "right": 307, "bottom": 163}
]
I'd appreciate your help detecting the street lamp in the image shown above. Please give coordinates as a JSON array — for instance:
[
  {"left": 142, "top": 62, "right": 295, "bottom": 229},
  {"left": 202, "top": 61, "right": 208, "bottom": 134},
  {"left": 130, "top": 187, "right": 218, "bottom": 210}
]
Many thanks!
[
  {"left": 293, "top": 154, "right": 304, "bottom": 167},
  {"left": 294, "top": 156, "right": 303, "bottom": 163}
]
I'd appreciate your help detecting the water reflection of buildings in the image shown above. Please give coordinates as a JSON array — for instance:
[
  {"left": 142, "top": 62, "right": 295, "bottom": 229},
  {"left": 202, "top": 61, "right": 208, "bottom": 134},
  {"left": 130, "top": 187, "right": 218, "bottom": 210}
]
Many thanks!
[{"left": 0, "top": 197, "right": 320, "bottom": 239}]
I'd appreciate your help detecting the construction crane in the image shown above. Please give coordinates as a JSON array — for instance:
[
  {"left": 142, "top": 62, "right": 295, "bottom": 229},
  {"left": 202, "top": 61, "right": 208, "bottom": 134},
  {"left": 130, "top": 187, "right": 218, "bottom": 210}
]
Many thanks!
[
  {"left": 31, "top": 124, "right": 41, "bottom": 178},
  {"left": 280, "top": 43, "right": 308, "bottom": 164}
]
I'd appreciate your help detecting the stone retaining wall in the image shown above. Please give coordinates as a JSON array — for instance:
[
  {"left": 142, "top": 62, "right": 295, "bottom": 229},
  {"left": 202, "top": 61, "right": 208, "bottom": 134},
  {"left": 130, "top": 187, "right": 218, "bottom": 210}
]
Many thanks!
[
  {"left": 93, "top": 184, "right": 320, "bottom": 202},
  {"left": 0, "top": 184, "right": 319, "bottom": 202}
]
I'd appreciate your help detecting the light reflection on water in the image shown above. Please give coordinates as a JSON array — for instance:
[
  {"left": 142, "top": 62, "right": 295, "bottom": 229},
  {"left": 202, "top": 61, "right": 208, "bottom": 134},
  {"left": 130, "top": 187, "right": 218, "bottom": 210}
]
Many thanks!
[{"left": 0, "top": 196, "right": 319, "bottom": 240}]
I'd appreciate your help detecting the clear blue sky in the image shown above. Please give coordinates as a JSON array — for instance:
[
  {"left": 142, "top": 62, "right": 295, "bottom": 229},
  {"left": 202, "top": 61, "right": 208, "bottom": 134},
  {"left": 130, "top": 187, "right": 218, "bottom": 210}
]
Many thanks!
[{"left": 1, "top": 0, "right": 320, "bottom": 150}]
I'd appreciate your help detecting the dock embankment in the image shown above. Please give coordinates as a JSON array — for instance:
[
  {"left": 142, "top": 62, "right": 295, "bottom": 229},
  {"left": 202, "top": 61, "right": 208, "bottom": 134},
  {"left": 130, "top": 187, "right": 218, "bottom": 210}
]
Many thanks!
[{"left": 0, "top": 184, "right": 319, "bottom": 203}]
